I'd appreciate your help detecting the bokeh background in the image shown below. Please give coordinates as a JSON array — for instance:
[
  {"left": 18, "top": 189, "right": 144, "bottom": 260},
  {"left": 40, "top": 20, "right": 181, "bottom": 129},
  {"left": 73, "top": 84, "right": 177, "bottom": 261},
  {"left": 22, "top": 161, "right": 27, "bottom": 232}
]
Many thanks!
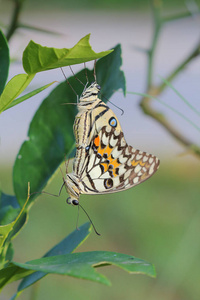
[{"left": 0, "top": 0, "right": 200, "bottom": 299}]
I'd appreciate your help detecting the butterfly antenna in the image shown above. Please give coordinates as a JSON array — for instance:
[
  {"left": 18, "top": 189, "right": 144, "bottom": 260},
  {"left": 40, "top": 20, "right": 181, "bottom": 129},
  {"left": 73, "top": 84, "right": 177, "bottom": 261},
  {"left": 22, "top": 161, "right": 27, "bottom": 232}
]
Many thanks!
[
  {"left": 102, "top": 95, "right": 124, "bottom": 116},
  {"left": 69, "top": 65, "right": 85, "bottom": 87},
  {"left": 76, "top": 204, "right": 80, "bottom": 231},
  {"left": 60, "top": 67, "right": 78, "bottom": 101},
  {"left": 93, "top": 60, "right": 97, "bottom": 82},
  {"left": 78, "top": 203, "right": 101, "bottom": 236},
  {"left": 84, "top": 62, "right": 89, "bottom": 86}
]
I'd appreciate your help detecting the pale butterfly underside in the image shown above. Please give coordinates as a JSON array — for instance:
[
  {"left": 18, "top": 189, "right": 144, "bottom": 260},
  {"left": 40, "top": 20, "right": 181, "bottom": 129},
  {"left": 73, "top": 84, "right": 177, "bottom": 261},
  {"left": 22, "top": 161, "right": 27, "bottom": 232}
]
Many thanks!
[{"left": 64, "top": 82, "right": 160, "bottom": 205}]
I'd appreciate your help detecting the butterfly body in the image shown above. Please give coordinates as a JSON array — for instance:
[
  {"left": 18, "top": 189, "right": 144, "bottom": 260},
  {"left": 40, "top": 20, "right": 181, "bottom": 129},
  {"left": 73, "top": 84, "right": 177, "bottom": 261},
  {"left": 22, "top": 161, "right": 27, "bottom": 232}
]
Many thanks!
[{"left": 65, "top": 82, "right": 160, "bottom": 205}]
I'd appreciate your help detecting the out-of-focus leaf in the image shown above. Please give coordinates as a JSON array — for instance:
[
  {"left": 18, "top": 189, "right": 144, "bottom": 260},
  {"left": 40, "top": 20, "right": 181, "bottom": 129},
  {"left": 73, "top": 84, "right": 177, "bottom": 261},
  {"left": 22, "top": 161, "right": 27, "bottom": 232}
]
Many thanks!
[
  {"left": 4, "top": 81, "right": 56, "bottom": 111},
  {"left": 15, "top": 223, "right": 91, "bottom": 295},
  {"left": 5, "top": 242, "right": 14, "bottom": 262},
  {"left": 0, "top": 74, "right": 34, "bottom": 113},
  {"left": 23, "top": 34, "right": 113, "bottom": 74},
  {"left": 13, "top": 45, "right": 126, "bottom": 208},
  {"left": 0, "top": 30, "right": 9, "bottom": 95}
]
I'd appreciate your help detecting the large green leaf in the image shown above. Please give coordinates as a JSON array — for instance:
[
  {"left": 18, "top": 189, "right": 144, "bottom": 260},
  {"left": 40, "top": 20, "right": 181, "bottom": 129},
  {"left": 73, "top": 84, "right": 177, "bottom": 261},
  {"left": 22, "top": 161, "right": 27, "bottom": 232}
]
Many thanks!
[
  {"left": 13, "top": 79, "right": 77, "bottom": 208},
  {"left": 0, "top": 30, "right": 9, "bottom": 96},
  {"left": 11, "top": 252, "right": 155, "bottom": 286},
  {"left": 14, "top": 223, "right": 91, "bottom": 296},
  {"left": 13, "top": 45, "right": 126, "bottom": 208},
  {"left": 23, "top": 34, "right": 113, "bottom": 74},
  {"left": 0, "top": 74, "right": 34, "bottom": 113}
]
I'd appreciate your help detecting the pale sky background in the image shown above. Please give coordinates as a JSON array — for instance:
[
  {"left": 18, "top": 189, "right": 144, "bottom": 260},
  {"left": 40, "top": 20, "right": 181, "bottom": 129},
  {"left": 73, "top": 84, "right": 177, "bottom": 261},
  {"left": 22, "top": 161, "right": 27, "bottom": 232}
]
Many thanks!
[{"left": 0, "top": 6, "right": 200, "bottom": 167}]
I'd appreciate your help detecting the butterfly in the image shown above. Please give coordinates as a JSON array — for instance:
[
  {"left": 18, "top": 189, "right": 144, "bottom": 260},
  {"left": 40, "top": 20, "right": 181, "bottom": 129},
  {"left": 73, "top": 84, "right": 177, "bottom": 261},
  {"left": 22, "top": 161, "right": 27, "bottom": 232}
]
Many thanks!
[{"left": 64, "top": 81, "right": 160, "bottom": 206}]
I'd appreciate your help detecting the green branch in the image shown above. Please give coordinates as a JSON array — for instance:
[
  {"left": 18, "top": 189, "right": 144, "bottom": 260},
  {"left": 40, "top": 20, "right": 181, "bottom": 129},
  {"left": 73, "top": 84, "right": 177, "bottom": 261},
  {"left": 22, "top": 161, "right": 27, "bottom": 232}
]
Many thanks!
[
  {"left": 6, "top": 0, "right": 25, "bottom": 41},
  {"left": 139, "top": 0, "right": 200, "bottom": 158}
]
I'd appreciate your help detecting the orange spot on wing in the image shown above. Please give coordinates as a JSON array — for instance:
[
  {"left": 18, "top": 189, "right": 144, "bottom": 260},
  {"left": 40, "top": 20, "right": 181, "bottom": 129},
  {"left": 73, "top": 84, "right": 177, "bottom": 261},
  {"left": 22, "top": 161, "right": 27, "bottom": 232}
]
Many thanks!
[
  {"left": 132, "top": 160, "right": 145, "bottom": 167},
  {"left": 101, "top": 163, "right": 109, "bottom": 172},
  {"left": 110, "top": 159, "right": 121, "bottom": 169},
  {"left": 104, "top": 145, "right": 113, "bottom": 157},
  {"left": 94, "top": 136, "right": 100, "bottom": 147},
  {"left": 94, "top": 135, "right": 104, "bottom": 156}
]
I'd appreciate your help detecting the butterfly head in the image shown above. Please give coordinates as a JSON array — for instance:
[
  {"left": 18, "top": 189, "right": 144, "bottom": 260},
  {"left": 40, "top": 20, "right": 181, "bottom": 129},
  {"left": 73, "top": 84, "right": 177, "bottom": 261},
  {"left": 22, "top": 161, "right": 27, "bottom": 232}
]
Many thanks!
[{"left": 64, "top": 174, "right": 81, "bottom": 206}]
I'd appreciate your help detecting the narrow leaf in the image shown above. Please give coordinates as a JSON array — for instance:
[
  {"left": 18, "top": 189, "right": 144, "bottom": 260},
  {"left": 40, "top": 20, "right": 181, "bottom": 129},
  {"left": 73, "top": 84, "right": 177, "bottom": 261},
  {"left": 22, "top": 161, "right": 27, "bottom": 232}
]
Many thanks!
[
  {"left": 4, "top": 81, "right": 56, "bottom": 111},
  {"left": 23, "top": 34, "right": 113, "bottom": 74},
  {"left": 0, "top": 74, "right": 34, "bottom": 113}
]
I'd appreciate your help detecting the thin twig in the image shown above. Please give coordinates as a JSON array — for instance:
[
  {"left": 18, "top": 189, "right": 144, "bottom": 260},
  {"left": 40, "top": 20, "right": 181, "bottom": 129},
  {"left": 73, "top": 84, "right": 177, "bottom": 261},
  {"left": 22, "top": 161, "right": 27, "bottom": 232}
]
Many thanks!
[
  {"left": 6, "top": 0, "right": 25, "bottom": 41},
  {"left": 147, "top": 0, "right": 163, "bottom": 88},
  {"left": 139, "top": 0, "right": 200, "bottom": 158}
]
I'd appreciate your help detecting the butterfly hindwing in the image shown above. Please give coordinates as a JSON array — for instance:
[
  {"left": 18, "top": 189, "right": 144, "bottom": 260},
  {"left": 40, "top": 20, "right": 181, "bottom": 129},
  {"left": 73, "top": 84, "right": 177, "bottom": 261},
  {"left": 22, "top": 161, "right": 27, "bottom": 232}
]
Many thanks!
[{"left": 80, "top": 126, "right": 160, "bottom": 194}]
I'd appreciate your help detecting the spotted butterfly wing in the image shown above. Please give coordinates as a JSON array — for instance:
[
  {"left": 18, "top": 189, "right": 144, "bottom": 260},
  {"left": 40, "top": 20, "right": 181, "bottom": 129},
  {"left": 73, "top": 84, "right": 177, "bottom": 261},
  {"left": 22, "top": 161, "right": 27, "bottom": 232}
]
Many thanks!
[
  {"left": 76, "top": 122, "right": 160, "bottom": 195},
  {"left": 65, "top": 82, "right": 160, "bottom": 204}
]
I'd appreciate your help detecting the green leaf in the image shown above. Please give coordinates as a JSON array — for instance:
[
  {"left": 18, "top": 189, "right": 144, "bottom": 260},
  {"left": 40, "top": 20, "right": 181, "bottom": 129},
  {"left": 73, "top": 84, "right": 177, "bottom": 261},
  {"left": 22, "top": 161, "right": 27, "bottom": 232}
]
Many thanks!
[
  {"left": 23, "top": 34, "right": 113, "bottom": 74},
  {"left": 0, "top": 73, "right": 34, "bottom": 113},
  {"left": 0, "top": 265, "right": 34, "bottom": 289},
  {"left": 96, "top": 44, "right": 126, "bottom": 98},
  {"left": 11, "top": 252, "right": 155, "bottom": 286},
  {"left": 13, "top": 79, "right": 77, "bottom": 207},
  {"left": 4, "top": 81, "right": 56, "bottom": 111},
  {"left": 13, "top": 46, "right": 126, "bottom": 207},
  {"left": 0, "top": 30, "right": 9, "bottom": 95},
  {"left": 15, "top": 223, "right": 91, "bottom": 295},
  {"left": 0, "top": 190, "right": 29, "bottom": 261},
  {"left": 0, "top": 193, "right": 20, "bottom": 225}
]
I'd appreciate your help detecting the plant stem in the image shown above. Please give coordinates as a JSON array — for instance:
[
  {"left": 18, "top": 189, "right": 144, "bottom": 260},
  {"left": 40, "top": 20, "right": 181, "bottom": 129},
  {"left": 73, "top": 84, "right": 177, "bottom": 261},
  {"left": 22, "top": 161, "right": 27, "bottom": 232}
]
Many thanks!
[
  {"left": 147, "top": 0, "right": 162, "bottom": 88},
  {"left": 6, "top": 0, "right": 25, "bottom": 41},
  {"left": 140, "top": 88, "right": 193, "bottom": 147},
  {"left": 159, "top": 40, "right": 200, "bottom": 93},
  {"left": 140, "top": 0, "right": 200, "bottom": 158}
]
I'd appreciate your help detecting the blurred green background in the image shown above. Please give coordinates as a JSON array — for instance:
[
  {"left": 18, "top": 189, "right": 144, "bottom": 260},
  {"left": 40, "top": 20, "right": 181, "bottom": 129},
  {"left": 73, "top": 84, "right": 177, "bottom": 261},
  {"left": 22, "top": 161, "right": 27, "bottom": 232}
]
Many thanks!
[{"left": 1, "top": 0, "right": 200, "bottom": 300}]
